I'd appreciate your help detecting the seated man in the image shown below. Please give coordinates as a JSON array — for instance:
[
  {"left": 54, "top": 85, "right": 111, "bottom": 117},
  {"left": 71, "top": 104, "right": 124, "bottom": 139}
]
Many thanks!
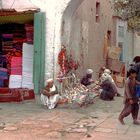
[
  {"left": 103, "top": 69, "right": 121, "bottom": 97},
  {"left": 99, "top": 73, "right": 117, "bottom": 101},
  {"left": 40, "top": 79, "right": 60, "bottom": 109},
  {"left": 81, "top": 69, "right": 94, "bottom": 87}
]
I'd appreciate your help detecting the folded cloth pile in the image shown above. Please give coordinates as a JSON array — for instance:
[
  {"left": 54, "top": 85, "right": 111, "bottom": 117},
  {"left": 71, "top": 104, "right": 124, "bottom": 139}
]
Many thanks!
[
  {"left": 0, "top": 68, "right": 8, "bottom": 87},
  {"left": 62, "top": 83, "right": 98, "bottom": 106},
  {"left": 2, "top": 34, "right": 13, "bottom": 53},
  {"left": 22, "top": 43, "right": 34, "bottom": 89},
  {"left": 9, "top": 75, "right": 22, "bottom": 88},
  {"left": 10, "top": 57, "right": 22, "bottom": 75}
]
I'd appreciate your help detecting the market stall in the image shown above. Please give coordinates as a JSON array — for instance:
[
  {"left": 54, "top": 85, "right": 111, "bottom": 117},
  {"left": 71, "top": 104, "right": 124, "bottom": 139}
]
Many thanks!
[
  {"left": 0, "top": 10, "right": 36, "bottom": 102},
  {"left": 57, "top": 46, "right": 100, "bottom": 106}
]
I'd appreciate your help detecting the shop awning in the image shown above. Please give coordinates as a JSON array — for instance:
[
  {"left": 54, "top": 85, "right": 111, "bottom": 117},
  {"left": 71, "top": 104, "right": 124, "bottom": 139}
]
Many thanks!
[{"left": 0, "top": 9, "right": 39, "bottom": 24}]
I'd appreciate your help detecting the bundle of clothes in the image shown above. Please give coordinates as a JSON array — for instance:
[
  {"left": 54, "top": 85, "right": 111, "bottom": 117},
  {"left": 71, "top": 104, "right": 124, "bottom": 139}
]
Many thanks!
[{"left": 62, "top": 82, "right": 99, "bottom": 106}]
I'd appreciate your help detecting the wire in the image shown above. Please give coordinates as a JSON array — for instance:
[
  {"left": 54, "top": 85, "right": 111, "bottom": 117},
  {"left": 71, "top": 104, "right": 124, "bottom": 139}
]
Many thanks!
[{"left": 10, "top": 0, "right": 16, "bottom": 9}]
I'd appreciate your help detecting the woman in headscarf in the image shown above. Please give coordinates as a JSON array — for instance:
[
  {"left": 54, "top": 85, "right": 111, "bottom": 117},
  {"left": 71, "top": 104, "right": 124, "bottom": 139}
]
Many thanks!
[
  {"left": 40, "top": 79, "right": 60, "bottom": 109},
  {"left": 99, "top": 73, "right": 117, "bottom": 101}
]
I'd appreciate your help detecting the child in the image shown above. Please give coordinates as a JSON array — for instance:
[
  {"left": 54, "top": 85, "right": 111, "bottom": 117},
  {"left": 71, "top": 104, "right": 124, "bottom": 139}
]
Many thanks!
[{"left": 119, "top": 69, "right": 139, "bottom": 125}]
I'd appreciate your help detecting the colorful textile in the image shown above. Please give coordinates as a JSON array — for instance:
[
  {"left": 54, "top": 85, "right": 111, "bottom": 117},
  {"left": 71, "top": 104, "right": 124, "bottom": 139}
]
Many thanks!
[
  {"left": 0, "top": 68, "right": 8, "bottom": 79},
  {"left": 9, "top": 75, "right": 22, "bottom": 88},
  {"left": 0, "top": 88, "right": 35, "bottom": 102},
  {"left": 10, "top": 57, "right": 22, "bottom": 75},
  {"left": 22, "top": 43, "right": 33, "bottom": 89},
  {"left": 2, "top": 34, "right": 13, "bottom": 38},
  {"left": 0, "top": 79, "right": 4, "bottom": 87}
]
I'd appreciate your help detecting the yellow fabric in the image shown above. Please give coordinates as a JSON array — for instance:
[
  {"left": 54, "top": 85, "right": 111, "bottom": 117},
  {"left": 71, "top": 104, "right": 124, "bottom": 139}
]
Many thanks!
[{"left": 0, "top": 13, "right": 34, "bottom": 24}]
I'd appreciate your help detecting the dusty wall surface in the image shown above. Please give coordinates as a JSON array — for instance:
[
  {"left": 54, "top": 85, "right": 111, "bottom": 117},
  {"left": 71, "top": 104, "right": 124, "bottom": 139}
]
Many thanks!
[
  {"left": 62, "top": 0, "right": 114, "bottom": 79},
  {"left": 134, "top": 34, "right": 140, "bottom": 58},
  {"left": 125, "top": 32, "right": 134, "bottom": 64}
]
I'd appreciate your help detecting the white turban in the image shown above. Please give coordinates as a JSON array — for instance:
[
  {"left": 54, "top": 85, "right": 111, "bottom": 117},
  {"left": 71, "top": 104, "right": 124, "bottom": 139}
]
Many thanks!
[
  {"left": 104, "top": 69, "right": 111, "bottom": 75},
  {"left": 46, "top": 78, "right": 53, "bottom": 85},
  {"left": 100, "top": 73, "right": 110, "bottom": 82},
  {"left": 86, "top": 69, "right": 93, "bottom": 74}
]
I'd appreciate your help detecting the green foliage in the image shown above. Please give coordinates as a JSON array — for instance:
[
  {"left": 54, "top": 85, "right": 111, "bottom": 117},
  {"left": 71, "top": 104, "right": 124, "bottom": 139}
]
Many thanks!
[{"left": 113, "top": 0, "right": 140, "bottom": 31}]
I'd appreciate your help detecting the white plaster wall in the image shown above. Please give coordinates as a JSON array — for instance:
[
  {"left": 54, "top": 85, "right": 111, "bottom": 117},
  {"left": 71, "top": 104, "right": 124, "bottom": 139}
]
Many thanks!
[
  {"left": 125, "top": 32, "right": 134, "bottom": 64},
  {"left": 45, "top": 0, "right": 85, "bottom": 81},
  {"left": 134, "top": 34, "right": 140, "bottom": 57},
  {"left": 44, "top": 0, "right": 72, "bottom": 81},
  {"left": 125, "top": 32, "right": 140, "bottom": 66}
]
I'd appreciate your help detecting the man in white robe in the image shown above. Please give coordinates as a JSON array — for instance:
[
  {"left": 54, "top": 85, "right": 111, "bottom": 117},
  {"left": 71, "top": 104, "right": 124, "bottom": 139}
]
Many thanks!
[{"left": 41, "top": 79, "right": 60, "bottom": 109}]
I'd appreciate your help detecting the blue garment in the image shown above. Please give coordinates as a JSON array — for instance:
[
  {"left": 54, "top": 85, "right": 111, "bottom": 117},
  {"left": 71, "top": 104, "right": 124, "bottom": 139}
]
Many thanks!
[
  {"left": 136, "top": 85, "right": 140, "bottom": 98},
  {"left": 134, "top": 62, "right": 140, "bottom": 82}
]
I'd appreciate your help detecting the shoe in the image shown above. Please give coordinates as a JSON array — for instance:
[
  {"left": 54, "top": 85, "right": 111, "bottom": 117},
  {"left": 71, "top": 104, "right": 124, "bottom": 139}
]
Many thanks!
[
  {"left": 117, "top": 93, "right": 121, "bottom": 97},
  {"left": 118, "top": 117, "right": 125, "bottom": 125},
  {"left": 133, "top": 120, "right": 140, "bottom": 125},
  {"left": 48, "top": 104, "right": 52, "bottom": 110}
]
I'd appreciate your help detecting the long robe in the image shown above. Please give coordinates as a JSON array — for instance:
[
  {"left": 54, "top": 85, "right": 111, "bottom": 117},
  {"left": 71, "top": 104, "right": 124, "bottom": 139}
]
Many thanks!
[
  {"left": 40, "top": 85, "right": 60, "bottom": 109},
  {"left": 119, "top": 78, "right": 139, "bottom": 121},
  {"left": 100, "top": 79, "right": 117, "bottom": 101}
]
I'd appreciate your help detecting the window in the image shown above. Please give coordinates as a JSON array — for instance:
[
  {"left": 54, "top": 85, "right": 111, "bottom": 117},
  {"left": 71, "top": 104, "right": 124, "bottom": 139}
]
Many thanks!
[
  {"left": 118, "top": 42, "right": 123, "bottom": 61},
  {"left": 107, "top": 30, "right": 111, "bottom": 47},
  {"left": 96, "top": 1, "right": 100, "bottom": 22},
  {"left": 118, "top": 26, "right": 124, "bottom": 38}
]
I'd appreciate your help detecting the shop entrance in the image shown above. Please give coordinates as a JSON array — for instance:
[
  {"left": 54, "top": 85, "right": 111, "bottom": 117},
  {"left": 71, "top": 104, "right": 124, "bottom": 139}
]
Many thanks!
[{"left": 0, "top": 10, "right": 45, "bottom": 102}]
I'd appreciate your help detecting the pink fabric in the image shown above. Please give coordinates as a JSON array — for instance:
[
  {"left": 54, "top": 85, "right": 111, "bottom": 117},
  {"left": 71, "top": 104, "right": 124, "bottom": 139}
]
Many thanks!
[{"left": 11, "top": 57, "right": 22, "bottom": 75}]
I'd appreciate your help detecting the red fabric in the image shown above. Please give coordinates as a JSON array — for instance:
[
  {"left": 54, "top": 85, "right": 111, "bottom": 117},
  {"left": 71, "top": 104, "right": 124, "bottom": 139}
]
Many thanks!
[
  {"left": 10, "top": 57, "right": 22, "bottom": 75},
  {"left": 0, "top": 88, "right": 35, "bottom": 102}
]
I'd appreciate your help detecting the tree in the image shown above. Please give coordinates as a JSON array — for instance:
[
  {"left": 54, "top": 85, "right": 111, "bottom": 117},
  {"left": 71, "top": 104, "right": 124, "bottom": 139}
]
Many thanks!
[{"left": 113, "top": 0, "right": 140, "bottom": 31}]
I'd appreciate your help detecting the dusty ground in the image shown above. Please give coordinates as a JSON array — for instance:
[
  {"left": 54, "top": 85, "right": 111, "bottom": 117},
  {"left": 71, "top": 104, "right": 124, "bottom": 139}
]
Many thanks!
[{"left": 0, "top": 88, "right": 140, "bottom": 140}]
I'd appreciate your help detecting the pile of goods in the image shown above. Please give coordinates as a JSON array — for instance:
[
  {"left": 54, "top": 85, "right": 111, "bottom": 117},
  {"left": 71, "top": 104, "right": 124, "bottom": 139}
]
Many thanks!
[
  {"left": 57, "top": 46, "right": 101, "bottom": 106},
  {"left": 60, "top": 82, "right": 100, "bottom": 106}
]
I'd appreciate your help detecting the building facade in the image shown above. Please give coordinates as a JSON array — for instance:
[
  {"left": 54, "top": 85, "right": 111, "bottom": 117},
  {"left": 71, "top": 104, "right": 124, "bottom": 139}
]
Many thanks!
[
  {"left": 44, "top": 0, "right": 115, "bottom": 81},
  {"left": 113, "top": 16, "right": 140, "bottom": 69},
  {"left": 0, "top": 0, "right": 121, "bottom": 93}
]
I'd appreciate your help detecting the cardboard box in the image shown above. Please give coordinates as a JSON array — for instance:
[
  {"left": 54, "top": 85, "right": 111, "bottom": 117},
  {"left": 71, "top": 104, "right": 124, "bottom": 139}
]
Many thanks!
[
  {"left": 115, "top": 75, "right": 124, "bottom": 88},
  {"left": 108, "top": 46, "right": 122, "bottom": 60}
]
